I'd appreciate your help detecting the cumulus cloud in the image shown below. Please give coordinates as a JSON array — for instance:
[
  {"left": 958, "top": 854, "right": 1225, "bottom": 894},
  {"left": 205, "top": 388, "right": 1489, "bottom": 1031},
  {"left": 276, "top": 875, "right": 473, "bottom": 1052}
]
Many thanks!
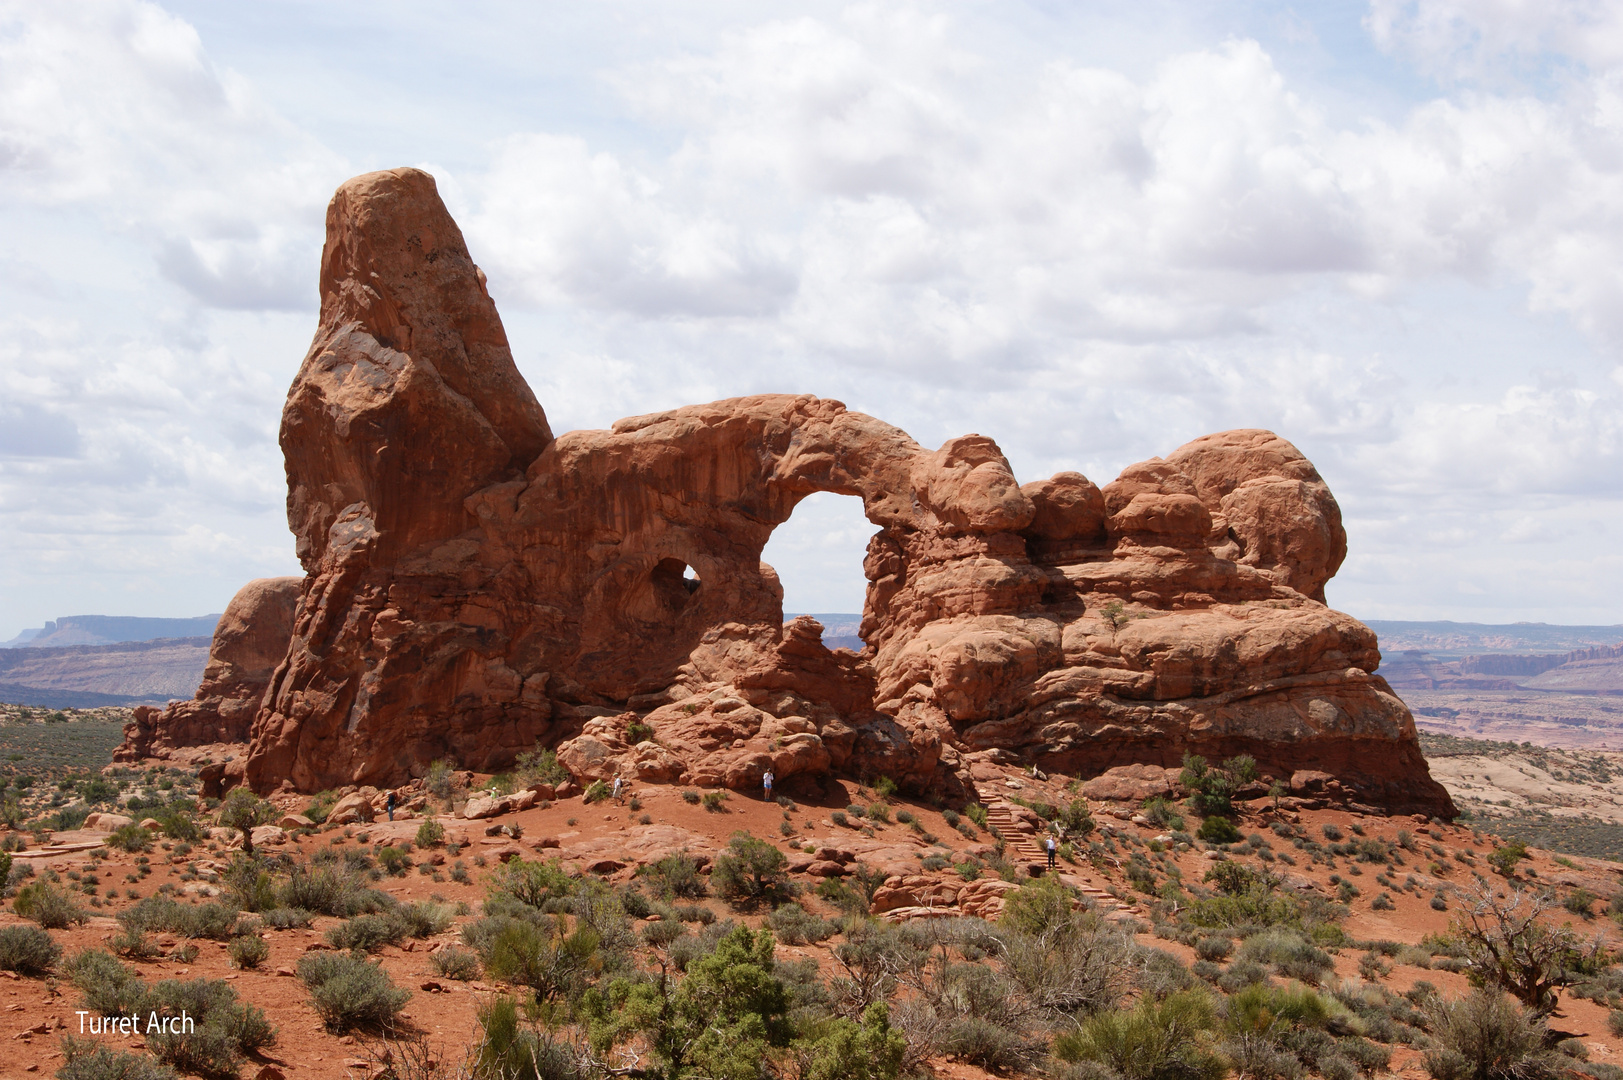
[{"left": 4, "top": 0, "right": 1623, "bottom": 630}]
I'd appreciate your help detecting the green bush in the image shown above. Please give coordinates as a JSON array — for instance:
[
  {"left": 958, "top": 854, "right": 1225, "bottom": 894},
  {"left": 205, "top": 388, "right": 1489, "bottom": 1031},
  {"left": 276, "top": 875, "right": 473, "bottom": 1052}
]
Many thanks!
[
  {"left": 479, "top": 916, "right": 602, "bottom": 1002},
  {"left": 431, "top": 945, "right": 481, "bottom": 981},
  {"left": 1423, "top": 989, "right": 1558, "bottom": 1080},
  {"left": 1054, "top": 989, "right": 1227, "bottom": 1080},
  {"left": 119, "top": 896, "right": 242, "bottom": 940},
  {"left": 583, "top": 780, "right": 611, "bottom": 804},
  {"left": 107, "top": 822, "right": 152, "bottom": 853},
  {"left": 1194, "top": 936, "right": 1232, "bottom": 962},
  {"left": 278, "top": 863, "right": 380, "bottom": 917},
  {"left": 297, "top": 951, "right": 411, "bottom": 1031},
  {"left": 259, "top": 906, "right": 314, "bottom": 930},
  {"left": 1236, "top": 929, "right": 1334, "bottom": 985},
  {"left": 490, "top": 855, "right": 576, "bottom": 910},
  {"left": 793, "top": 1003, "right": 905, "bottom": 1080},
  {"left": 415, "top": 818, "right": 445, "bottom": 847},
  {"left": 682, "top": 790, "right": 701, "bottom": 804},
  {"left": 229, "top": 934, "right": 269, "bottom": 969},
  {"left": 999, "top": 875, "right": 1075, "bottom": 935},
  {"left": 515, "top": 747, "right": 570, "bottom": 788},
  {"left": 711, "top": 833, "right": 795, "bottom": 908},
  {"left": 143, "top": 976, "right": 276, "bottom": 1076},
  {"left": 1197, "top": 816, "right": 1241, "bottom": 844},
  {"left": 326, "top": 913, "right": 408, "bottom": 952},
  {"left": 767, "top": 903, "right": 836, "bottom": 945},
  {"left": 1487, "top": 842, "right": 1529, "bottom": 878},
  {"left": 0, "top": 923, "right": 59, "bottom": 975},
  {"left": 642, "top": 851, "right": 708, "bottom": 900},
  {"left": 65, "top": 948, "right": 146, "bottom": 1015},
  {"left": 13, "top": 880, "right": 87, "bottom": 928},
  {"left": 377, "top": 845, "right": 410, "bottom": 875},
  {"left": 217, "top": 786, "right": 275, "bottom": 852},
  {"left": 474, "top": 995, "right": 584, "bottom": 1080},
  {"left": 702, "top": 790, "right": 730, "bottom": 812},
  {"left": 57, "top": 1037, "right": 178, "bottom": 1080}
]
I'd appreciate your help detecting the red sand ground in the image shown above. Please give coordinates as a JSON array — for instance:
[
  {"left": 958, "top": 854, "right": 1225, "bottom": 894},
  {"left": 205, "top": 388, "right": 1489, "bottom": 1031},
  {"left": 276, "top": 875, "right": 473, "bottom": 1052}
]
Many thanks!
[{"left": 2, "top": 770, "right": 1619, "bottom": 1078}]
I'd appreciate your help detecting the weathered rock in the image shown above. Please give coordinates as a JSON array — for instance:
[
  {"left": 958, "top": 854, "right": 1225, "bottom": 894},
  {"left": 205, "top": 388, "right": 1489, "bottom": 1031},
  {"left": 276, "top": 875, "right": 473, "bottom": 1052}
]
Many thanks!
[
  {"left": 278, "top": 813, "right": 315, "bottom": 830},
  {"left": 116, "top": 576, "right": 301, "bottom": 762},
  {"left": 123, "top": 166, "right": 1451, "bottom": 819},
  {"left": 1080, "top": 764, "right": 1176, "bottom": 803},
  {"left": 82, "top": 813, "right": 133, "bottom": 833},
  {"left": 327, "top": 793, "right": 374, "bottom": 825}
]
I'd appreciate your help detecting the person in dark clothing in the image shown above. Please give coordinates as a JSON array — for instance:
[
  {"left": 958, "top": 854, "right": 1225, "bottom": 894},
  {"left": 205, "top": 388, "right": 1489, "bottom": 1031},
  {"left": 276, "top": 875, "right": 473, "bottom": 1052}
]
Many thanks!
[{"left": 386, "top": 791, "right": 395, "bottom": 822}]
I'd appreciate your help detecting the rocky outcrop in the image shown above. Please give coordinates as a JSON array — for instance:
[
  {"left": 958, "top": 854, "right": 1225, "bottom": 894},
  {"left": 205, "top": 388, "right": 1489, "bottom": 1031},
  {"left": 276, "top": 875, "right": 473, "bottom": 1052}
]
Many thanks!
[
  {"left": 124, "top": 167, "right": 1451, "bottom": 817},
  {"left": 115, "top": 577, "right": 301, "bottom": 761}
]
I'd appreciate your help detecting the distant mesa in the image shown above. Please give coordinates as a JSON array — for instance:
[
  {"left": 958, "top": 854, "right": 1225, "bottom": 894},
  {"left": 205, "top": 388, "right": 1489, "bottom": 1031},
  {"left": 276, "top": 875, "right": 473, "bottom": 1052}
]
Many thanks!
[
  {"left": 120, "top": 166, "right": 1456, "bottom": 817},
  {"left": 2, "top": 613, "right": 222, "bottom": 650}
]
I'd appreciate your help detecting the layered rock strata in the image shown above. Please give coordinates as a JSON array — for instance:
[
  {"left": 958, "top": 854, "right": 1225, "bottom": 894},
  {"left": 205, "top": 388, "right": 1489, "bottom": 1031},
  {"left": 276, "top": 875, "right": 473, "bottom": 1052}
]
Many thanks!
[
  {"left": 116, "top": 577, "right": 301, "bottom": 760},
  {"left": 126, "top": 167, "right": 1450, "bottom": 816}
]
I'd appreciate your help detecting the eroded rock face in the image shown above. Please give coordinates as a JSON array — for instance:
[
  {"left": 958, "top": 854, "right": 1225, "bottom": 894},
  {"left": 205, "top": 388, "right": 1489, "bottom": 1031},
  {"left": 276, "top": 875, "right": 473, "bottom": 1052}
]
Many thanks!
[
  {"left": 116, "top": 577, "right": 301, "bottom": 761},
  {"left": 126, "top": 167, "right": 1450, "bottom": 816}
]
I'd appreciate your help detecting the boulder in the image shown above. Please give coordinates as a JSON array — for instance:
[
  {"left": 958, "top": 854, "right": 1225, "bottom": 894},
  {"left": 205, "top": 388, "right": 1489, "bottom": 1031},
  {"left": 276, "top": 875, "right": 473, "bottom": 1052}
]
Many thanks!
[
  {"left": 327, "top": 793, "right": 374, "bottom": 825},
  {"left": 1081, "top": 764, "right": 1175, "bottom": 803},
  {"left": 83, "top": 813, "right": 133, "bottom": 833},
  {"left": 249, "top": 825, "right": 288, "bottom": 847},
  {"left": 278, "top": 813, "right": 314, "bottom": 830}
]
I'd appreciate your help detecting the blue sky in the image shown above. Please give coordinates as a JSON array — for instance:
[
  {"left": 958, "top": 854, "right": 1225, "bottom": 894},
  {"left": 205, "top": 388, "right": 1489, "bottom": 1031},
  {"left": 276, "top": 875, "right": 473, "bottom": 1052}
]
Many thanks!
[{"left": 5, "top": 0, "right": 1623, "bottom": 635}]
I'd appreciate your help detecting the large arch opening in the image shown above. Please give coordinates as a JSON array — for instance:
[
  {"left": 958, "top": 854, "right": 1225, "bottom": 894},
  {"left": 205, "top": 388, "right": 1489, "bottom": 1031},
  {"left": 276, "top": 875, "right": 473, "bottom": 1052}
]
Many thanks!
[{"left": 761, "top": 491, "right": 875, "bottom": 650}]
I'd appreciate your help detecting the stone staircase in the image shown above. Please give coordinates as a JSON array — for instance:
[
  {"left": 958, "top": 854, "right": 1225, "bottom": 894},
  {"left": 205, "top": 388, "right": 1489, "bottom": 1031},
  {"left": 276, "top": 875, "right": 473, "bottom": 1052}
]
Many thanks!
[{"left": 974, "top": 781, "right": 1144, "bottom": 920}]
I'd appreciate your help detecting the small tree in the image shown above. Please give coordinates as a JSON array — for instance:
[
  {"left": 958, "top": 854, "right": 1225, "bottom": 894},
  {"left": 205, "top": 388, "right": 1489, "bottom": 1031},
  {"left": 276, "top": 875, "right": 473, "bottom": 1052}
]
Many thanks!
[
  {"left": 1452, "top": 878, "right": 1586, "bottom": 1016},
  {"left": 1487, "top": 842, "right": 1529, "bottom": 878},
  {"left": 218, "top": 787, "right": 275, "bottom": 854},
  {"left": 712, "top": 833, "right": 795, "bottom": 908}
]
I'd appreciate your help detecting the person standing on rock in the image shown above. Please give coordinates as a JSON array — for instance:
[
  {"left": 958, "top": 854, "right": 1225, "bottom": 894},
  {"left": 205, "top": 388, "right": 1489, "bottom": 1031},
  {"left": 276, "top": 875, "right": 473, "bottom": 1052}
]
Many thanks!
[
  {"left": 763, "top": 770, "right": 774, "bottom": 801},
  {"left": 1046, "top": 834, "right": 1057, "bottom": 870},
  {"left": 612, "top": 777, "right": 624, "bottom": 805},
  {"left": 386, "top": 791, "right": 395, "bottom": 822}
]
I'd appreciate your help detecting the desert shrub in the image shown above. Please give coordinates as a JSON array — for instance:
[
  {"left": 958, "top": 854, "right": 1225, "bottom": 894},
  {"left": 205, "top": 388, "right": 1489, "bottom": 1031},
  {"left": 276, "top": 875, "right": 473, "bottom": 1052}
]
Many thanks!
[
  {"left": 278, "top": 863, "right": 377, "bottom": 917},
  {"left": 1142, "top": 798, "right": 1184, "bottom": 831},
  {"left": 1054, "top": 989, "right": 1226, "bottom": 1080},
  {"left": 326, "top": 913, "right": 407, "bottom": 952},
  {"left": 0, "top": 923, "right": 59, "bottom": 975},
  {"left": 65, "top": 948, "right": 147, "bottom": 1014},
  {"left": 867, "top": 803, "right": 891, "bottom": 824},
  {"left": 1000, "top": 874, "right": 1076, "bottom": 935},
  {"left": 120, "top": 896, "right": 241, "bottom": 941},
  {"left": 377, "top": 845, "right": 410, "bottom": 876},
  {"left": 107, "top": 822, "right": 153, "bottom": 853},
  {"left": 644, "top": 918, "right": 687, "bottom": 947},
  {"left": 1197, "top": 816, "right": 1241, "bottom": 844},
  {"left": 1452, "top": 882, "right": 1584, "bottom": 1015},
  {"left": 474, "top": 995, "right": 585, "bottom": 1080},
  {"left": 228, "top": 934, "right": 269, "bottom": 969},
  {"left": 674, "top": 903, "right": 715, "bottom": 924},
  {"left": 223, "top": 860, "right": 277, "bottom": 912},
  {"left": 415, "top": 818, "right": 446, "bottom": 847},
  {"left": 1423, "top": 988, "right": 1558, "bottom": 1080},
  {"left": 768, "top": 902, "right": 836, "bottom": 945},
  {"left": 682, "top": 790, "right": 701, "bottom": 804},
  {"left": 831, "top": 811, "right": 849, "bottom": 828},
  {"left": 1237, "top": 930, "right": 1334, "bottom": 985},
  {"left": 711, "top": 833, "right": 795, "bottom": 908},
  {"left": 1487, "top": 842, "right": 1530, "bottom": 878},
  {"left": 217, "top": 786, "right": 275, "bottom": 852},
  {"left": 432, "top": 945, "right": 481, "bottom": 981},
  {"left": 1565, "top": 888, "right": 1598, "bottom": 918},
  {"left": 394, "top": 899, "right": 453, "bottom": 938},
  {"left": 515, "top": 746, "right": 570, "bottom": 788},
  {"left": 489, "top": 854, "right": 575, "bottom": 911},
  {"left": 1373, "top": 893, "right": 1395, "bottom": 911},
  {"left": 642, "top": 851, "right": 708, "bottom": 900},
  {"left": 582, "top": 780, "right": 610, "bottom": 804},
  {"left": 56, "top": 1038, "right": 178, "bottom": 1080},
  {"left": 792, "top": 1002, "right": 906, "bottom": 1080},
  {"left": 1194, "top": 935, "right": 1232, "bottom": 962},
  {"left": 298, "top": 950, "right": 411, "bottom": 1031},
  {"left": 479, "top": 916, "right": 602, "bottom": 1001},
  {"left": 702, "top": 790, "right": 729, "bottom": 812},
  {"left": 259, "top": 906, "right": 314, "bottom": 930},
  {"left": 425, "top": 759, "right": 456, "bottom": 801},
  {"left": 1322, "top": 824, "right": 1344, "bottom": 842},
  {"left": 13, "top": 880, "right": 87, "bottom": 928}
]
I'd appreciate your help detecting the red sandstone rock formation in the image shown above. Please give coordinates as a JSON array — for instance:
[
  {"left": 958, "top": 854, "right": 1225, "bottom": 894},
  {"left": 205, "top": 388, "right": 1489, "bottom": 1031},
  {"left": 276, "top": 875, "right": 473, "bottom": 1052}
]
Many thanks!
[
  {"left": 116, "top": 577, "right": 300, "bottom": 761},
  {"left": 122, "top": 167, "right": 1451, "bottom": 816}
]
